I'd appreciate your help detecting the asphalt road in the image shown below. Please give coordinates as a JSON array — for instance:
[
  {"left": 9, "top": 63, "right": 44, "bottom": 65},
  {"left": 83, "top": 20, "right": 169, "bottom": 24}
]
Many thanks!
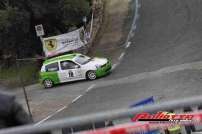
[
  {"left": 111, "top": 0, "right": 202, "bottom": 78},
  {"left": 49, "top": 0, "right": 202, "bottom": 120}
]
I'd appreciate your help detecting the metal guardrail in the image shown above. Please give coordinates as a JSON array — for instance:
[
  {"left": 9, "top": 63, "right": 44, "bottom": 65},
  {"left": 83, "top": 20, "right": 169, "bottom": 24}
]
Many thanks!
[{"left": 1, "top": 95, "right": 202, "bottom": 134}]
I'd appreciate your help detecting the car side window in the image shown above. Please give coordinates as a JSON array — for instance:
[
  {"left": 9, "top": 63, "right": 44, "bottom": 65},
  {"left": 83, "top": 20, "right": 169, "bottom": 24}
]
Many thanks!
[
  {"left": 60, "top": 60, "right": 78, "bottom": 70},
  {"left": 45, "top": 62, "right": 59, "bottom": 72}
]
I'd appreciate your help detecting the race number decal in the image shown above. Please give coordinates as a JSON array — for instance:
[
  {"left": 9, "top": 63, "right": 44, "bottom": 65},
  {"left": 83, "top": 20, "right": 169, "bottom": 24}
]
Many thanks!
[{"left": 68, "top": 71, "right": 74, "bottom": 77}]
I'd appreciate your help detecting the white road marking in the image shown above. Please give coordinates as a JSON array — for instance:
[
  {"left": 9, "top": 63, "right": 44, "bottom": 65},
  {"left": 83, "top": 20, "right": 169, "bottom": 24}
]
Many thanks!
[
  {"left": 130, "top": 32, "right": 135, "bottom": 38},
  {"left": 114, "top": 0, "right": 139, "bottom": 71},
  {"left": 126, "top": 42, "right": 131, "bottom": 48},
  {"left": 35, "top": 115, "right": 52, "bottom": 126},
  {"left": 137, "top": 14, "right": 139, "bottom": 19},
  {"left": 56, "top": 106, "right": 67, "bottom": 113},
  {"left": 86, "top": 84, "right": 96, "bottom": 92},
  {"left": 35, "top": 106, "right": 67, "bottom": 126},
  {"left": 35, "top": 85, "right": 96, "bottom": 126},
  {"left": 118, "top": 53, "right": 125, "bottom": 61},
  {"left": 133, "top": 25, "right": 137, "bottom": 31},
  {"left": 138, "top": 3, "right": 141, "bottom": 8},
  {"left": 72, "top": 95, "right": 82, "bottom": 103},
  {"left": 126, "top": 0, "right": 139, "bottom": 42},
  {"left": 112, "top": 64, "right": 118, "bottom": 70}
]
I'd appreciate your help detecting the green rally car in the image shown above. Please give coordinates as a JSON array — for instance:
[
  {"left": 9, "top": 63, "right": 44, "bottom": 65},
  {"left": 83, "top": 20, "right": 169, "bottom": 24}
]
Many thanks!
[{"left": 40, "top": 53, "right": 112, "bottom": 88}]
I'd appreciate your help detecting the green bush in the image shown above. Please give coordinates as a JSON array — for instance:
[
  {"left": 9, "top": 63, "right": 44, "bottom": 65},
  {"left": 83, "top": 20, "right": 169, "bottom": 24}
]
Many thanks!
[{"left": 0, "top": 61, "right": 39, "bottom": 87}]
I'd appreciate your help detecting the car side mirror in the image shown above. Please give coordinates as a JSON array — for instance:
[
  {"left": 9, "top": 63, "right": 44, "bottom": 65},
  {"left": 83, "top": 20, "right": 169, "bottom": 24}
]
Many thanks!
[{"left": 75, "top": 65, "right": 80, "bottom": 68}]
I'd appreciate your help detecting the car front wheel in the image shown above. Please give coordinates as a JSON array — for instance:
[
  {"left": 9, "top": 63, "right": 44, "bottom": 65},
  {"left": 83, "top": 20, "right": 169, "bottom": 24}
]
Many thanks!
[
  {"left": 43, "top": 79, "right": 53, "bottom": 88},
  {"left": 86, "top": 71, "right": 97, "bottom": 80}
]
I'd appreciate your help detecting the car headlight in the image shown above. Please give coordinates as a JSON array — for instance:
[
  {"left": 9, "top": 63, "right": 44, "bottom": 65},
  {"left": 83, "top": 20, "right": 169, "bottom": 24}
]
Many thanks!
[{"left": 95, "top": 64, "right": 101, "bottom": 69}]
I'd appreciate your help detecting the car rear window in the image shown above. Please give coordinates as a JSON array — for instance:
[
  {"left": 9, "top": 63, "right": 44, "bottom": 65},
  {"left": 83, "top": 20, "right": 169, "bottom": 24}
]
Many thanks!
[{"left": 45, "top": 62, "right": 59, "bottom": 72}]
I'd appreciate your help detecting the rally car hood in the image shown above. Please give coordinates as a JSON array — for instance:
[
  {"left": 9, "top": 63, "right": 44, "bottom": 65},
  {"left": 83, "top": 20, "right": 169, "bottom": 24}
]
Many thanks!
[{"left": 86, "top": 57, "right": 108, "bottom": 66}]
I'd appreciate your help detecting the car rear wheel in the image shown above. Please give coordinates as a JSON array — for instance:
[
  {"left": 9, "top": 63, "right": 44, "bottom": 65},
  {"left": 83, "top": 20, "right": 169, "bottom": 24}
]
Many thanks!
[
  {"left": 86, "top": 71, "right": 96, "bottom": 80},
  {"left": 43, "top": 79, "right": 53, "bottom": 88}
]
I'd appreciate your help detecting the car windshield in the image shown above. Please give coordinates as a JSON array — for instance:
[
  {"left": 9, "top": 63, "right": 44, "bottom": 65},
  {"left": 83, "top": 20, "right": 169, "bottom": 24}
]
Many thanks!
[{"left": 74, "top": 55, "right": 91, "bottom": 65}]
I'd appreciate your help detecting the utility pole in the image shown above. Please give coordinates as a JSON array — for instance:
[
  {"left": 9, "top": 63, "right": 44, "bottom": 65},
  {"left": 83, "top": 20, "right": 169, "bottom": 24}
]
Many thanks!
[{"left": 16, "top": 60, "right": 33, "bottom": 120}]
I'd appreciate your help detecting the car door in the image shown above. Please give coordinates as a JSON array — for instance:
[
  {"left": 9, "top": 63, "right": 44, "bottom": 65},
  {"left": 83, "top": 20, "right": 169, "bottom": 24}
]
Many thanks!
[
  {"left": 58, "top": 60, "right": 82, "bottom": 83},
  {"left": 44, "top": 62, "right": 60, "bottom": 84}
]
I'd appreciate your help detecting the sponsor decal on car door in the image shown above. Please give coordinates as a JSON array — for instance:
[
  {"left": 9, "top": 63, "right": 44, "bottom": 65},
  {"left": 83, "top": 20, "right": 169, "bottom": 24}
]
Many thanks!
[{"left": 58, "top": 60, "right": 82, "bottom": 82}]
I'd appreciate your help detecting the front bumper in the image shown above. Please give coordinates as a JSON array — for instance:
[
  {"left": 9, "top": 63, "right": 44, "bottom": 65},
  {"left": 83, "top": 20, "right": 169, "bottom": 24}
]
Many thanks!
[{"left": 96, "top": 60, "right": 112, "bottom": 77}]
